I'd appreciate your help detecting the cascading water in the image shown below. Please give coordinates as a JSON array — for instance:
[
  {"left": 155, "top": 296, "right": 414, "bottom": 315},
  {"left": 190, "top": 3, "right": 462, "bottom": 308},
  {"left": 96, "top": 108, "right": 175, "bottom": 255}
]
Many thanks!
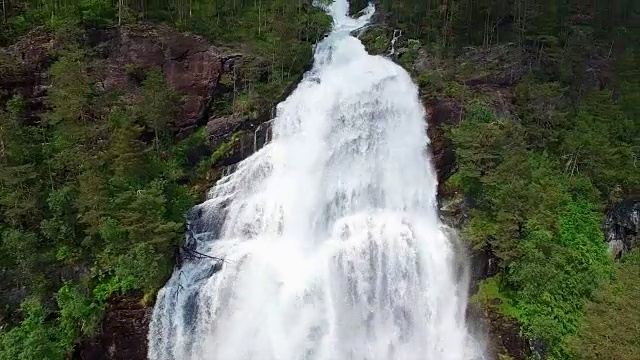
[{"left": 148, "top": 1, "right": 486, "bottom": 359}]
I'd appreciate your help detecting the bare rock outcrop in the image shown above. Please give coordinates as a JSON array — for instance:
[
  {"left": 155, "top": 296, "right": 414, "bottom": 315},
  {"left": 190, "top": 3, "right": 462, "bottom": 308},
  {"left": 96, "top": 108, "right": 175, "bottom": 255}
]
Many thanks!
[
  {"left": 99, "top": 24, "right": 223, "bottom": 138},
  {"left": 0, "top": 24, "right": 226, "bottom": 138},
  {"left": 605, "top": 199, "right": 640, "bottom": 258},
  {"left": 73, "top": 292, "right": 151, "bottom": 360}
]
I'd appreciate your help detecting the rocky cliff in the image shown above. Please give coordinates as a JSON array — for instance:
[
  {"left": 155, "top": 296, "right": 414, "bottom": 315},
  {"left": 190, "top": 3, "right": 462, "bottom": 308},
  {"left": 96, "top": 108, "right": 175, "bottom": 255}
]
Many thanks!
[
  {"left": 74, "top": 292, "right": 151, "bottom": 360},
  {"left": 605, "top": 200, "right": 640, "bottom": 259},
  {"left": 0, "top": 24, "right": 225, "bottom": 138}
]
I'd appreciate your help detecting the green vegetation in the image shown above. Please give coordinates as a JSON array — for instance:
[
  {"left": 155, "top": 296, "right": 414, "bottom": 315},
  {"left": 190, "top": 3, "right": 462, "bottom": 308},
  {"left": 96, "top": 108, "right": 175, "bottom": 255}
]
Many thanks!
[
  {"left": 449, "top": 88, "right": 637, "bottom": 357},
  {"left": 351, "top": 0, "right": 637, "bottom": 56},
  {"left": 210, "top": 131, "right": 247, "bottom": 165},
  {"left": 0, "top": 53, "right": 194, "bottom": 357},
  {"left": 456, "top": 102, "right": 619, "bottom": 357},
  {"left": 568, "top": 250, "right": 640, "bottom": 360},
  {"left": 1, "top": 0, "right": 331, "bottom": 120},
  {"left": 0, "top": 0, "right": 331, "bottom": 358}
]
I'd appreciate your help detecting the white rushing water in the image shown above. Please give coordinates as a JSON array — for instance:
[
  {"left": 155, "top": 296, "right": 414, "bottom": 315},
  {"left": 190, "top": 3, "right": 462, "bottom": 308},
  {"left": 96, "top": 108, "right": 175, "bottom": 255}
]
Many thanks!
[{"left": 148, "top": 1, "right": 485, "bottom": 359}]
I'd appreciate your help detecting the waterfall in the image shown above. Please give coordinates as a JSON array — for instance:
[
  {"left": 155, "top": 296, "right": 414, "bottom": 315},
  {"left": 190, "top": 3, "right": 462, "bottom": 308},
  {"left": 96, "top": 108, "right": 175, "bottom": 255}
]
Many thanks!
[{"left": 148, "top": 1, "right": 485, "bottom": 359}]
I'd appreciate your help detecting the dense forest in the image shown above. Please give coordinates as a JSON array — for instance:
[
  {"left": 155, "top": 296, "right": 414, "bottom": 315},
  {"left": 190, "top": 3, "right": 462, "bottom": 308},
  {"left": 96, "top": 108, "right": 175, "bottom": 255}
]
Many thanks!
[
  {"left": 0, "top": 0, "right": 638, "bottom": 359},
  {"left": 0, "top": 0, "right": 331, "bottom": 358}
]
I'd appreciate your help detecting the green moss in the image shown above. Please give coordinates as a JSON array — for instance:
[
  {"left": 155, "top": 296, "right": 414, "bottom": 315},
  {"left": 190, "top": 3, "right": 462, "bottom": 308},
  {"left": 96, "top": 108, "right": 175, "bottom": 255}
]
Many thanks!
[
  {"left": 211, "top": 141, "right": 233, "bottom": 164},
  {"left": 566, "top": 250, "right": 640, "bottom": 360},
  {"left": 210, "top": 131, "right": 247, "bottom": 165},
  {"left": 472, "top": 277, "right": 520, "bottom": 319},
  {"left": 415, "top": 70, "right": 445, "bottom": 96},
  {"left": 359, "top": 26, "right": 392, "bottom": 55},
  {"left": 174, "top": 126, "right": 208, "bottom": 161},
  {"left": 397, "top": 38, "right": 421, "bottom": 70},
  {"left": 443, "top": 81, "right": 470, "bottom": 102}
]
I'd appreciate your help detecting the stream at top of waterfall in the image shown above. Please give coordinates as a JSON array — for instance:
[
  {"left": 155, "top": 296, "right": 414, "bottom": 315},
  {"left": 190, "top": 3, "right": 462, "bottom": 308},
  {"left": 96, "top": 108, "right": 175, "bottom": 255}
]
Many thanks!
[{"left": 148, "top": 1, "right": 487, "bottom": 359}]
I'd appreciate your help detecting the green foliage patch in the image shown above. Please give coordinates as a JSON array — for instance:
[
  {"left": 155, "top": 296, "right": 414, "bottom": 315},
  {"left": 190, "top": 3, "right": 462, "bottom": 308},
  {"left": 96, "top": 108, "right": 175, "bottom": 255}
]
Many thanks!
[
  {"left": 447, "top": 80, "right": 635, "bottom": 357},
  {"left": 0, "top": 45, "right": 198, "bottom": 359},
  {"left": 567, "top": 250, "right": 640, "bottom": 360}
]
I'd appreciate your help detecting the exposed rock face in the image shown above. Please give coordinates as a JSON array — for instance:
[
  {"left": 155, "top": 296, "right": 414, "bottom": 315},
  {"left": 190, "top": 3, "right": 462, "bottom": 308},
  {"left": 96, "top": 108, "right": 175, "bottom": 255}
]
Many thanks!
[
  {"left": 0, "top": 28, "right": 54, "bottom": 84},
  {"left": 487, "top": 312, "right": 532, "bottom": 360},
  {"left": 206, "top": 115, "right": 245, "bottom": 148},
  {"left": 98, "top": 24, "right": 223, "bottom": 138},
  {"left": 424, "top": 96, "right": 463, "bottom": 189},
  {"left": 0, "top": 29, "right": 56, "bottom": 121},
  {"left": 0, "top": 24, "right": 225, "bottom": 138},
  {"left": 74, "top": 292, "right": 151, "bottom": 360},
  {"left": 605, "top": 200, "right": 639, "bottom": 258},
  {"left": 469, "top": 244, "right": 500, "bottom": 291},
  {"left": 463, "top": 44, "right": 525, "bottom": 87}
]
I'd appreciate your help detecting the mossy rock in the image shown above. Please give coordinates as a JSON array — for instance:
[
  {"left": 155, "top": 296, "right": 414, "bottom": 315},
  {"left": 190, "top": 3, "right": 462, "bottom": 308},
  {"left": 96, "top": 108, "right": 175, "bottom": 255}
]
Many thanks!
[
  {"left": 471, "top": 277, "right": 532, "bottom": 360},
  {"left": 357, "top": 25, "right": 393, "bottom": 56},
  {"left": 210, "top": 130, "right": 253, "bottom": 167}
]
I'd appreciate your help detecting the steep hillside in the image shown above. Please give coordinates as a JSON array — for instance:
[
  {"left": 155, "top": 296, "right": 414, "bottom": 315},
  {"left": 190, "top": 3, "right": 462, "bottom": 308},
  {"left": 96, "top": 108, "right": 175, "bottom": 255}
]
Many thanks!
[
  {"left": 353, "top": 0, "right": 638, "bottom": 359},
  {"left": 0, "top": 1, "right": 330, "bottom": 358}
]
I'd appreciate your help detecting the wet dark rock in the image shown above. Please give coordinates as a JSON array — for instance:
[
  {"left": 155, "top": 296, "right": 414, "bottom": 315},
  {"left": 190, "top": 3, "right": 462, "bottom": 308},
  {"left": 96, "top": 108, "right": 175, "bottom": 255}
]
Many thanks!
[
  {"left": 206, "top": 115, "right": 245, "bottom": 148},
  {"left": 605, "top": 199, "right": 639, "bottom": 259},
  {"left": 185, "top": 142, "right": 212, "bottom": 167},
  {"left": 489, "top": 313, "right": 532, "bottom": 360},
  {"left": 0, "top": 272, "right": 28, "bottom": 324},
  {"left": 469, "top": 243, "right": 501, "bottom": 293},
  {"left": 439, "top": 193, "right": 470, "bottom": 229},
  {"left": 466, "top": 302, "right": 531, "bottom": 360},
  {"left": 424, "top": 96, "right": 463, "bottom": 188}
]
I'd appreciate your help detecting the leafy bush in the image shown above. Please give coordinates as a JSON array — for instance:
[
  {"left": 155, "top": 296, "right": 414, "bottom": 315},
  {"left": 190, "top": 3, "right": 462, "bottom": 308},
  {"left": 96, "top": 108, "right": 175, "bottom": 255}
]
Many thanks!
[
  {"left": 509, "top": 201, "right": 612, "bottom": 356},
  {"left": 0, "top": 299, "right": 64, "bottom": 360}
]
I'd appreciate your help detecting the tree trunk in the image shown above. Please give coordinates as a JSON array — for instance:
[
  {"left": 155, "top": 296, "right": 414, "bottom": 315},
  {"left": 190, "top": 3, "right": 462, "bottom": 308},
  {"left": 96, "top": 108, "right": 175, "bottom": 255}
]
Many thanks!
[
  {"left": 0, "top": 132, "right": 5, "bottom": 160},
  {"left": 118, "top": 0, "right": 123, "bottom": 26},
  {"left": 258, "top": 0, "right": 261, "bottom": 35}
]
